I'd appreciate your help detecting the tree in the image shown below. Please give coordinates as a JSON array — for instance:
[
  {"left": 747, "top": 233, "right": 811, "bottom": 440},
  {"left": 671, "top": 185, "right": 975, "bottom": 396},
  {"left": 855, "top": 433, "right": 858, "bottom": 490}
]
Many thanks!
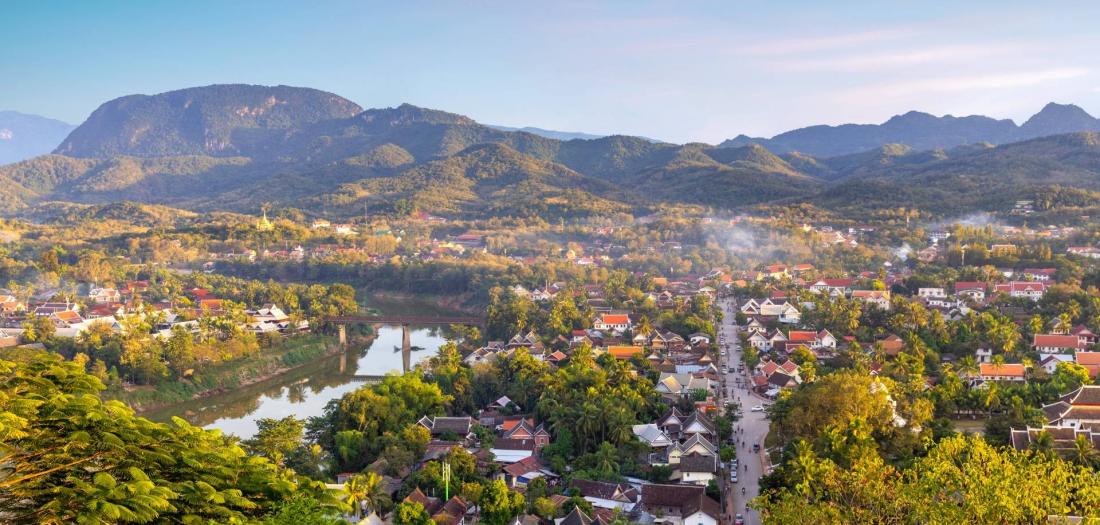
[
  {"left": 344, "top": 472, "right": 389, "bottom": 520},
  {"left": 479, "top": 479, "right": 526, "bottom": 525},
  {"left": 262, "top": 493, "right": 347, "bottom": 525},
  {"left": 20, "top": 315, "right": 55, "bottom": 343},
  {"left": 0, "top": 353, "right": 338, "bottom": 523},
  {"left": 245, "top": 416, "right": 305, "bottom": 468},
  {"left": 392, "top": 501, "right": 433, "bottom": 525},
  {"left": 1070, "top": 434, "right": 1100, "bottom": 468},
  {"left": 532, "top": 496, "right": 559, "bottom": 519}
]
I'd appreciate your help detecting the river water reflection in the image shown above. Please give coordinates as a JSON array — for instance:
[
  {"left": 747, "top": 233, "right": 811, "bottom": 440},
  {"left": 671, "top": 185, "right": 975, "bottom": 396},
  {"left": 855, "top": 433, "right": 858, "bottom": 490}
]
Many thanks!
[{"left": 146, "top": 298, "right": 457, "bottom": 438}]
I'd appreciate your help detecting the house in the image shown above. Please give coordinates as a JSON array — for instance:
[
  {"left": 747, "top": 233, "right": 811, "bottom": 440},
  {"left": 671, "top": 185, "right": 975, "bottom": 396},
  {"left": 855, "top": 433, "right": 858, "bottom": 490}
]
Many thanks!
[
  {"left": 501, "top": 455, "right": 557, "bottom": 488},
  {"left": 1067, "top": 246, "right": 1100, "bottom": 259},
  {"left": 971, "top": 363, "right": 1027, "bottom": 386},
  {"left": 677, "top": 453, "right": 718, "bottom": 485},
  {"left": 500, "top": 417, "right": 552, "bottom": 450},
  {"left": 49, "top": 310, "right": 84, "bottom": 329},
  {"left": 876, "top": 334, "right": 906, "bottom": 356},
  {"left": 1039, "top": 354, "right": 1075, "bottom": 374},
  {"left": 417, "top": 416, "right": 474, "bottom": 438},
  {"left": 851, "top": 290, "right": 891, "bottom": 310},
  {"left": 740, "top": 298, "right": 801, "bottom": 324},
  {"left": 657, "top": 408, "right": 687, "bottom": 440},
  {"left": 666, "top": 434, "right": 718, "bottom": 467},
  {"left": 1010, "top": 426, "right": 1100, "bottom": 455},
  {"left": 1033, "top": 334, "right": 1086, "bottom": 353},
  {"left": 87, "top": 287, "right": 121, "bottom": 304},
  {"left": 656, "top": 373, "right": 716, "bottom": 399},
  {"left": 555, "top": 506, "right": 604, "bottom": 525},
  {"left": 786, "top": 329, "right": 836, "bottom": 349},
  {"left": 593, "top": 313, "right": 632, "bottom": 332},
  {"left": 994, "top": 281, "right": 1047, "bottom": 301},
  {"left": 607, "top": 345, "right": 643, "bottom": 360},
  {"left": 954, "top": 282, "right": 986, "bottom": 302},
  {"left": 1071, "top": 325, "right": 1099, "bottom": 346},
  {"left": 569, "top": 479, "right": 639, "bottom": 512},
  {"left": 680, "top": 411, "right": 716, "bottom": 440},
  {"left": 917, "top": 287, "right": 946, "bottom": 299},
  {"left": 1021, "top": 268, "right": 1056, "bottom": 282},
  {"left": 975, "top": 348, "right": 993, "bottom": 364},
  {"left": 808, "top": 278, "right": 854, "bottom": 296},
  {"left": 1040, "top": 385, "right": 1100, "bottom": 429},
  {"left": 638, "top": 483, "right": 720, "bottom": 525},
  {"left": 632, "top": 424, "right": 674, "bottom": 448},
  {"left": 1075, "top": 352, "right": 1100, "bottom": 379}
]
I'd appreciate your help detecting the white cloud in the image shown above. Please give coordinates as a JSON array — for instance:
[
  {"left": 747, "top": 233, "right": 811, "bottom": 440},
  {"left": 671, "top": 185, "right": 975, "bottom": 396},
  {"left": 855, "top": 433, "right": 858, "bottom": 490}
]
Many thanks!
[
  {"left": 737, "top": 28, "right": 918, "bottom": 56},
  {"left": 836, "top": 67, "right": 1090, "bottom": 101},
  {"left": 771, "top": 43, "right": 1018, "bottom": 73}
]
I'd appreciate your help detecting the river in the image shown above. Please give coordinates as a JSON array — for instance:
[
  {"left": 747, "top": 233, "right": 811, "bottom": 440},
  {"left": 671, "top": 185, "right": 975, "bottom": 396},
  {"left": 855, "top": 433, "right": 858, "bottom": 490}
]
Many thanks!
[{"left": 145, "top": 296, "right": 462, "bottom": 439}]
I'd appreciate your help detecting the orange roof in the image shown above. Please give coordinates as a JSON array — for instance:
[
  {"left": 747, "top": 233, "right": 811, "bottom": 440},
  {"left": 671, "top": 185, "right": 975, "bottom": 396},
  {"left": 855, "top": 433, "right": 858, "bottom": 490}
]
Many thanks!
[
  {"left": 979, "top": 363, "right": 1026, "bottom": 377},
  {"left": 787, "top": 331, "right": 817, "bottom": 342},
  {"left": 53, "top": 310, "right": 82, "bottom": 323},
  {"left": 600, "top": 314, "right": 630, "bottom": 325},
  {"left": 501, "top": 417, "right": 536, "bottom": 432},
  {"left": 199, "top": 299, "right": 224, "bottom": 310},
  {"left": 607, "top": 345, "right": 642, "bottom": 359},
  {"left": 1075, "top": 352, "right": 1100, "bottom": 366},
  {"left": 1033, "top": 334, "right": 1083, "bottom": 349}
]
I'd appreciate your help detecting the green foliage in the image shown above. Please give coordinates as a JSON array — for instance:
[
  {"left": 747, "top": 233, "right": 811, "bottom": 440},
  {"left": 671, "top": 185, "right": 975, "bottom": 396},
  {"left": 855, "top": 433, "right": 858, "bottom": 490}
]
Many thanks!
[
  {"left": 0, "top": 353, "right": 340, "bottom": 523},
  {"left": 757, "top": 435, "right": 1100, "bottom": 523}
]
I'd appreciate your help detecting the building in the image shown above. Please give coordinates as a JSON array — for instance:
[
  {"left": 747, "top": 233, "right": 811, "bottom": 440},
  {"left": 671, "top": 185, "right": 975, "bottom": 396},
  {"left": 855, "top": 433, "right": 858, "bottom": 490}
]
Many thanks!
[
  {"left": 1040, "top": 386, "right": 1100, "bottom": 429},
  {"left": 851, "top": 290, "right": 891, "bottom": 310},
  {"left": 638, "top": 484, "right": 720, "bottom": 525},
  {"left": 1033, "top": 334, "right": 1086, "bottom": 353},
  {"left": 994, "top": 281, "right": 1046, "bottom": 301}
]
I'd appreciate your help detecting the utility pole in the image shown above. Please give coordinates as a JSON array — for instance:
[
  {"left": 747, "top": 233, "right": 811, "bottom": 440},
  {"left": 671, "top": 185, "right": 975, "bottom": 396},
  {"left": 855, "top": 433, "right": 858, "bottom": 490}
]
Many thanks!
[{"left": 442, "top": 461, "right": 451, "bottom": 500}]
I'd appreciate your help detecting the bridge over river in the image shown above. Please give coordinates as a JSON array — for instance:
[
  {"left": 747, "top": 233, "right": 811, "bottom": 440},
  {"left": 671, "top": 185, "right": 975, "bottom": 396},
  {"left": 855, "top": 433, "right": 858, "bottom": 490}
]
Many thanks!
[{"left": 328, "top": 315, "right": 484, "bottom": 374}]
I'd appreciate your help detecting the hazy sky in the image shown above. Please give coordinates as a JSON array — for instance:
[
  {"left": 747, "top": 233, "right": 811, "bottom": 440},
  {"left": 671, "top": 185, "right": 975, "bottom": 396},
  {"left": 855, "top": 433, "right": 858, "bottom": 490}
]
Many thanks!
[{"left": 4, "top": 1, "right": 1099, "bottom": 143}]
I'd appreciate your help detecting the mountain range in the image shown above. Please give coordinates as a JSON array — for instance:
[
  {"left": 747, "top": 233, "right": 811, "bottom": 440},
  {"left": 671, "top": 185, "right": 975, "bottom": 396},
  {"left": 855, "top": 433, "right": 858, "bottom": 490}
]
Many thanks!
[
  {"left": 0, "top": 111, "right": 75, "bottom": 165},
  {"left": 720, "top": 102, "right": 1100, "bottom": 157},
  {"left": 2, "top": 84, "right": 1100, "bottom": 220}
]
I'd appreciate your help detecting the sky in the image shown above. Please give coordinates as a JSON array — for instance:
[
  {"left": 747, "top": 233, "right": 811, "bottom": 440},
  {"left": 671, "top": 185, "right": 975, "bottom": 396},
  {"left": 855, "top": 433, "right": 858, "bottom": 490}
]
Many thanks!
[{"left": 3, "top": 1, "right": 1100, "bottom": 143}]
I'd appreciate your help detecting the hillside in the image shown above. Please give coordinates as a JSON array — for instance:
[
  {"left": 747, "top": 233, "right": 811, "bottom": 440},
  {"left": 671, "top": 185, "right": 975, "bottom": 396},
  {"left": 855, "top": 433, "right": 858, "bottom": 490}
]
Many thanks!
[
  {"left": 55, "top": 84, "right": 363, "bottom": 158},
  {"left": 808, "top": 132, "right": 1100, "bottom": 213},
  {"left": 721, "top": 102, "right": 1100, "bottom": 157},
  {"left": 0, "top": 111, "right": 75, "bottom": 165},
  {"left": 10, "top": 84, "right": 1100, "bottom": 221}
]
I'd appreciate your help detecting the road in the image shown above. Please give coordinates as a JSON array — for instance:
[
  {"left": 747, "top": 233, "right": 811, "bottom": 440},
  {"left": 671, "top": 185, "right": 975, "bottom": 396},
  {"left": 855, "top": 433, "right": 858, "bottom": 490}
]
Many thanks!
[{"left": 717, "top": 295, "right": 772, "bottom": 525}]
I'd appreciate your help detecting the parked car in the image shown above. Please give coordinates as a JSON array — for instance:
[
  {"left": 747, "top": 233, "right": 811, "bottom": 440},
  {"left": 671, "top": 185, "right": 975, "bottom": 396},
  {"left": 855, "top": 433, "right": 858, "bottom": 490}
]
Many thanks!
[
  {"left": 751, "top": 405, "right": 765, "bottom": 412},
  {"left": 735, "top": 514, "right": 745, "bottom": 525}
]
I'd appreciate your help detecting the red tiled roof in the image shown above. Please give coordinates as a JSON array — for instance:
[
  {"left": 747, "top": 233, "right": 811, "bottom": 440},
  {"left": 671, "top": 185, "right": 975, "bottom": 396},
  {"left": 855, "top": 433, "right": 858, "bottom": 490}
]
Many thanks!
[
  {"left": 1033, "top": 334, "right": 1084, "bottom": 349},
  {"left": 787, "top": 331, "right": 817, "bottom": 343},
  {"left": 979, "top": 363, "right": 1026, "bottom": 377},
  {"left": 1076, "top": 352, "right": 1100, "bottom": 366},
  {"left": 600, "top": 314, "right": 630, "bottom": 325}
]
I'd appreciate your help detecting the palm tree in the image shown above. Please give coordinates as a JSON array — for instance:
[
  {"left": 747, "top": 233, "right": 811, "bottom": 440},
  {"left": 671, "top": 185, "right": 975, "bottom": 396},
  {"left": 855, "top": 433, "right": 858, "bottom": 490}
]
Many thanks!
[
  {"left": 957, "top": 355, "right": 979, "bottom": 378},
  {"left": 636, "top": 315, "right": 654, "bottom": 338},
  {"left": 344, "top": 474, "right": 368, "bottom": 521},
  {"left": 1070, "top": 434, "right": 1100, "bottom": 468},
  {"left": 1030, "top": 430, "right": 1055, "bottom": 457}
]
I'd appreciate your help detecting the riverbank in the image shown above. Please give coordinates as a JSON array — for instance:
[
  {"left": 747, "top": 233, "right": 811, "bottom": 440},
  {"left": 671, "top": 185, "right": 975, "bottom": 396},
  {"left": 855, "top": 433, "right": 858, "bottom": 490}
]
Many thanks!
[
  {"left": 108, "top": 331, "right": 374, "bottom": 414},
  {"left": 363, "top": 291, "right": 481, "bottom": 316}
]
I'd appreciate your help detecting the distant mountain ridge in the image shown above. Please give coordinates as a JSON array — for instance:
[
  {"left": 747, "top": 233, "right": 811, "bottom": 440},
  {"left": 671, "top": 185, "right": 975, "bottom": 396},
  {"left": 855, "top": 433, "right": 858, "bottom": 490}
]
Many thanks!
[
  {"left": 488, "top": 125, "right": 605, "bottom": 141},
  {"left": 4, "top": 84, "right": 1100, "bottom": 220},
  {"left": 720, "top": 103, "right": 1100, "bottom": 157},
  {"left": 0, "top": 111, "right": 75, "bottom": 165}
]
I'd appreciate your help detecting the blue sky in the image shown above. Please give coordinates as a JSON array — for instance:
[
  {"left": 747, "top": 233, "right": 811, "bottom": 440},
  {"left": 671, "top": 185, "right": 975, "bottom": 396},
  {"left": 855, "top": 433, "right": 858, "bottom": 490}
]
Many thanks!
[{"left": 3, "top": 1, "right": 1099, "bottom": 143}]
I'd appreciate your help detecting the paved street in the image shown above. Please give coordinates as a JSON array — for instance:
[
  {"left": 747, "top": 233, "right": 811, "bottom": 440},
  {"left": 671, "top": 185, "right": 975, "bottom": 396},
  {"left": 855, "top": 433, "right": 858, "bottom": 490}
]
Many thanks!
[{"left": 717, "top": 296, "right": 772, "bottom": 525}]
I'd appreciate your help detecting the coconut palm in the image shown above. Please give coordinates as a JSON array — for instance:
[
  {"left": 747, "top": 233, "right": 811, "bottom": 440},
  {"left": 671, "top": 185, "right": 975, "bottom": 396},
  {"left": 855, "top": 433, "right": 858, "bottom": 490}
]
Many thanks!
[{"left": 1070, "top": 434, "right": 1100, "bottom": 468}]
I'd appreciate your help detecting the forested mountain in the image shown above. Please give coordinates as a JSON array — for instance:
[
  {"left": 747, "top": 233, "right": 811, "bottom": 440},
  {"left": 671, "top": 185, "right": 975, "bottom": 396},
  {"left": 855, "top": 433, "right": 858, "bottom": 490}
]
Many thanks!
[
  {"left": 0, "top": 111, "right": 75, "bottom": 165},
  {"left": 720, "top": 102, "right": 1100, "bottom": 157},
  {"left": 54, "top": 84, "right": 363, "bottom": 158},
  {"left": 4, "top": 84, "right": 1100, "bottom": 219},
  {"left": 810, "top": 132, "right": 1100, "bottom": 213}
]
